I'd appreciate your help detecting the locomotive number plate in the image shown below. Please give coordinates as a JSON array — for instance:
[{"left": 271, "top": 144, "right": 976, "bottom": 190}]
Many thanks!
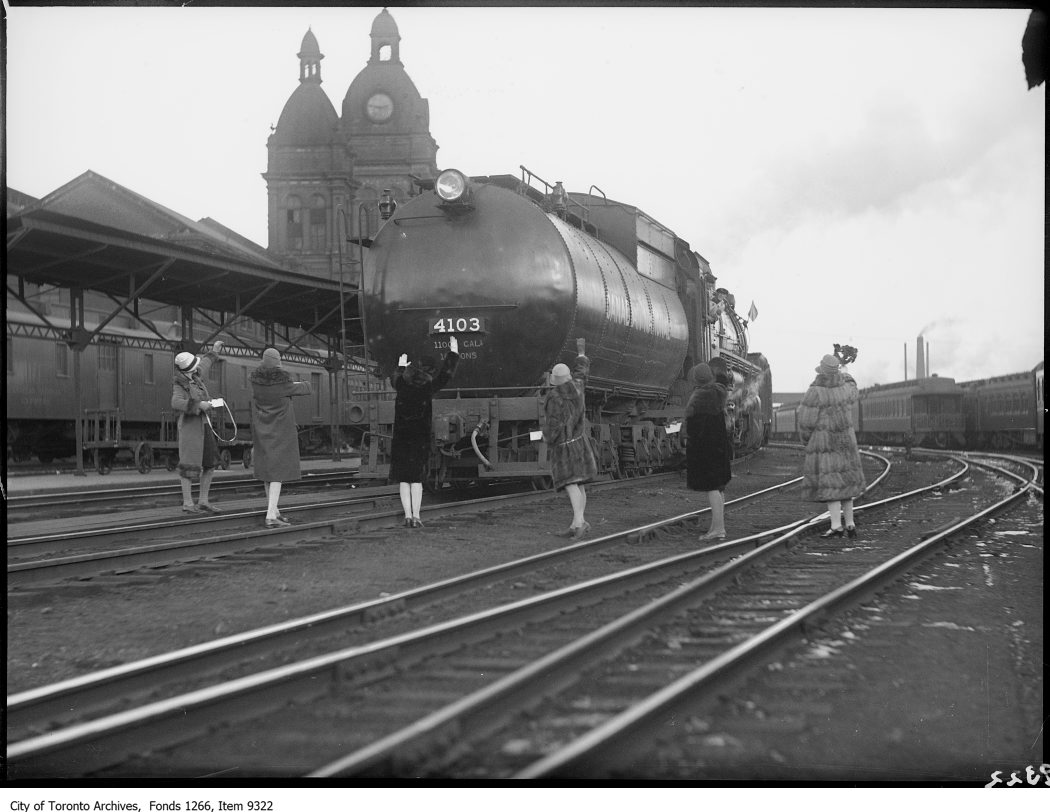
[{"left": 429, "top": 316, "right": 487, "bottom": 334}]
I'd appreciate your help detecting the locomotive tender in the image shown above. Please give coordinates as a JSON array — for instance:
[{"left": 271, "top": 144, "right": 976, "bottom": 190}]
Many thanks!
[{"left": 348, "top": 167, "right": 772, "bottom": 488}]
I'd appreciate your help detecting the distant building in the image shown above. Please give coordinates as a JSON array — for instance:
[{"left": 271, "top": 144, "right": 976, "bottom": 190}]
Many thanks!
[{"left": 264, "top": 9, "right": 439, "bottom": 278}]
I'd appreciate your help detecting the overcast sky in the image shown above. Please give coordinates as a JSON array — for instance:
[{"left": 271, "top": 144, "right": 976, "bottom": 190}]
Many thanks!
[{"left": 5, "top": 5, "right": 1044, "bottom": 392}]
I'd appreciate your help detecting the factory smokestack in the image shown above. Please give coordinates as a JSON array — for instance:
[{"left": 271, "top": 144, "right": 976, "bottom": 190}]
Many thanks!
[{"left": 916, "top": 335, "right": 926, "bottom": 379}]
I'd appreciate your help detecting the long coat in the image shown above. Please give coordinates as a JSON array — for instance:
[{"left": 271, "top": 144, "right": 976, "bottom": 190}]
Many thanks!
[
  {"left": 797, "top": 371, "right": 867, "bottom": 502},
  {"left": 250, "top": 366, "right": 311, "bottom": 483},
  {"left": 171, "top": 349, "right": 219, "bottom": 479},
  {"left": 389, "top": 352, "right": 459, "bottom": 483},
  {"left": 684, "top": 379, "right": 732, "bottom": 492},
  {"left": 543, "top": 355, "right": 598, "bottom": 491}
]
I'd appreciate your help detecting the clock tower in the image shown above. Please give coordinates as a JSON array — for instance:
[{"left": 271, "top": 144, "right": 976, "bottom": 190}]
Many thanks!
[{"left": 340, "top": 8, "right": 439, "bottom": 238}]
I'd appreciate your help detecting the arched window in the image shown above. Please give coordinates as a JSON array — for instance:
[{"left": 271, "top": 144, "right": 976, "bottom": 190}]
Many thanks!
[
  {"left": 309, "top": 194, "right": 326, "bottom": 250},
  {"left": 286, "top": 195, "right": 303, "bottom": 251}
]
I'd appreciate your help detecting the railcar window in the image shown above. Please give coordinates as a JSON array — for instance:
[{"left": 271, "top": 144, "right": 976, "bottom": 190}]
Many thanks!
[
  {"left": 144, "top": 353, "right": 154, "bottom": 385},
  {"left": 54, "top": 342, "right": 69, "bottom": 377},
  {"left": 312, "top": 372, "right": 323, "bottom": 418},
  {"left": 98, "top": 344, "right": 117, "bottom": 372}
]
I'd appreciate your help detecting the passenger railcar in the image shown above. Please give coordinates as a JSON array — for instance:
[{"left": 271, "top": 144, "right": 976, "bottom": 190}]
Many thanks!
[
  {"left": 960, "top": 362, "right": 1044, "bottom": 450},
  {"left": 855, "top": 376, "right": 966, "bottom": 448},
  {"left": 769, "top": 401, "right": 801, "bottom": 442},
  {"left": 771, "top": 375, "right": 966, "bottom": 448},
  {"left": 347, "top": 167, "right": 771, "bottom": 488},
  {"left": 6, "top": 308, "right": 363, "bottom": 469}
]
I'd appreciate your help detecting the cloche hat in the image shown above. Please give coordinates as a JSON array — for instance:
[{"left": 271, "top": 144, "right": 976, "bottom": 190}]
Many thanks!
[
  {"left": 261, "top": 347, "right": 282, "bottom": 368},
  {"left": 690, "top": 363, "right": 714, "bottom": 386},
  {"left": 175, "top": 351, "right": 200, "bottom": 375},
  {"left": 549, "top": 363, "right": 571, "bottom": 385},
  {"left": 816, "top": 354, "right": 841, "bottom": 375}
]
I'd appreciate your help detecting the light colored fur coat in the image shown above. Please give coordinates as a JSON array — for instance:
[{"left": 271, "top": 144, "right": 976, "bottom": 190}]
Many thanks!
[{"left": 797, "top": 371, "right": 866, "bottom": 501}]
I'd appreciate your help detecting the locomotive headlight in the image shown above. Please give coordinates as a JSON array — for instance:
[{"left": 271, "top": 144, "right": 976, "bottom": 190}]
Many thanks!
[{"left": 435, "top": 169, "right": 471, "bottom": 205}]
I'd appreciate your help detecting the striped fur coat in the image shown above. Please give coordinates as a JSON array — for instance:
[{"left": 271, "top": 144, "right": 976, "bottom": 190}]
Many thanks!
[{"left": 797, "top": 371, "right": 866, "bottom": 502}]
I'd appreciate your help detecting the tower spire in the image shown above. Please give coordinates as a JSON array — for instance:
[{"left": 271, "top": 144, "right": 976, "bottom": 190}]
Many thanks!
[
  {"left": 298, "top": 27, "right": 323, "bottom": 84},
  {"left": 369, "top": 8, "right": 401, "bottom": 64}
]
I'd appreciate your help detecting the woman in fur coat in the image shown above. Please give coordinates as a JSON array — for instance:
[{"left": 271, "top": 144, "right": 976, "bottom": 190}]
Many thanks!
[
  {"left": 250, "top": 348, "right": 312, "bottom": 528},
  {"left": 390, "top": 335, "right": 460, "bottom": 527},
  {"left": 683, "top": 362, "right": 732, "bottom": 540},
  {"left": 797, "top": 353, "right": 866, "bottom": 538},
  {"left": 171, "top": 340, "right": 224, "bottom": 514},
  {"left": 543, "top": 351, "right": 598, "bottom": 539}
]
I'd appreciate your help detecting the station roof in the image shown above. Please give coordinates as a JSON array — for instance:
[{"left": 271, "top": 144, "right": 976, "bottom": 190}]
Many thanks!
[{"left": 6, "top": 171, "right": 353, "bottom": 339}]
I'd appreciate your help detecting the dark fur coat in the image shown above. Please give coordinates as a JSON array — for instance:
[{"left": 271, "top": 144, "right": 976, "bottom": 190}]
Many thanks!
[
  {"left": 542, "top": 355, "right": 598, "bottom": 490},
  {"left": 389, "top": 352, "right": 459, "bottom": 483},
  {"left": 684, "top": 378, "right": 732, "bottom": 492}
]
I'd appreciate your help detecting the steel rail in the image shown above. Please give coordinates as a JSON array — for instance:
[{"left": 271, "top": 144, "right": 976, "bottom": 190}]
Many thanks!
[
  {"left": 312, "top": 457, "right": 992, "bottom": 778},
  {"left": 5, "top": 470, "right": 804, "bottom": 736},
  {"left": 7, "top": 468, "right": 857, "bottom": 777},
  {"left": 513, "top": 457, "right": 1037, "bottom": 778},
  {"left": 6, "top": 471, "right": 367, "bottom": 511},
  {"left": 7, "top": 454, "right": 908, "bottom": 777}
]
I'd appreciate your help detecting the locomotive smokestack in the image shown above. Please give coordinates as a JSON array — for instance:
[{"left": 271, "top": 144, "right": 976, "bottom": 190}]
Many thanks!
[{"left": 916, "top": 335, "right": 926, "bottom": 379}]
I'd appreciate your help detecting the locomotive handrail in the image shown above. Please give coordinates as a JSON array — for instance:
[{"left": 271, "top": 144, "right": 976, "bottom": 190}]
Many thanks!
[{"left": 518, "top": 165, "right": 592, "bottom": 227}]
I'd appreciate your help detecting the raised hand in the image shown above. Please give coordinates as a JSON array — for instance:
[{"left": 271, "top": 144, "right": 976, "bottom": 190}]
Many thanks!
[
  {"left": 212, "top": 340, "right": 225, "bottom": 354},
  {"left": 398, "top": 353, "right": 409, "bottom": 367},
  {"left": 448, "top": 335, "right": 459, "bottom": 354}
]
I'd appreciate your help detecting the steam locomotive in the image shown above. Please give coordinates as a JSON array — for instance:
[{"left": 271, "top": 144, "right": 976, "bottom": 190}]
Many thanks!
[{"left": 346, "top": 167, "right": 772, "bottom": 488}]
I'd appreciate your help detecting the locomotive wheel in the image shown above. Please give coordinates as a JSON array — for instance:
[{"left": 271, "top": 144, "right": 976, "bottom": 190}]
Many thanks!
[
  {"left": 219, "top": 449, "right": 232, "bottom": 470},
  {"left": 243, "top": 447, "right": 253, "bottom": 469},
  {"left": 96, "top": 452, "right": 112, "bottom": 476},
  {"left": 136, "top": 443, "right": 153, "bottom": 474}
]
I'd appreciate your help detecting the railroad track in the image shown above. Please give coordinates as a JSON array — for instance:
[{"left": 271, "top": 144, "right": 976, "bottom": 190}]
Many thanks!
[
  {"left": 5, "top": 472, "right": 664, "bottom": 589},
  {"left": 6, "top": 470, "right": 367, "bottom": 517},
  {"left": 8, "top": 452, "right": 1036, "bottom": 778}
]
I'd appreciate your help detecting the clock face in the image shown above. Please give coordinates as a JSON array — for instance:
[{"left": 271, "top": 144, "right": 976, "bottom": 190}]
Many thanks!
[{"left": 366, "top": 93, "right": 394, "bottom": 122}]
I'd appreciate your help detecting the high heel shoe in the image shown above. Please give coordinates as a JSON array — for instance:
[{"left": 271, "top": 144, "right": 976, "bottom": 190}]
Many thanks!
[
  {"left": 846, "top": 525, "right": 857, "bottom": 539},
  {"left": 265, "top": 516, "right": 291, "bottom": 529},
  {"left": 411, "top": 517, "right": 424, "bottom": 528},
  {"left": 820, "top": 527, "right": 845, "bottom": 539},
  {"left": 700, "top": 530, "right": 726, "bottom": 541},
  {"left": 404, "top": 517, "right": 414, "bottom": 528},
  {"left": 571, "top": 521, "right": 591, "bottom": 540}
]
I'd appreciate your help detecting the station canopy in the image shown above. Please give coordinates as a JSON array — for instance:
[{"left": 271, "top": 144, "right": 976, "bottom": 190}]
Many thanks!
[{"left": 6, "top": 171, "right": 356, "bottom": 351}]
